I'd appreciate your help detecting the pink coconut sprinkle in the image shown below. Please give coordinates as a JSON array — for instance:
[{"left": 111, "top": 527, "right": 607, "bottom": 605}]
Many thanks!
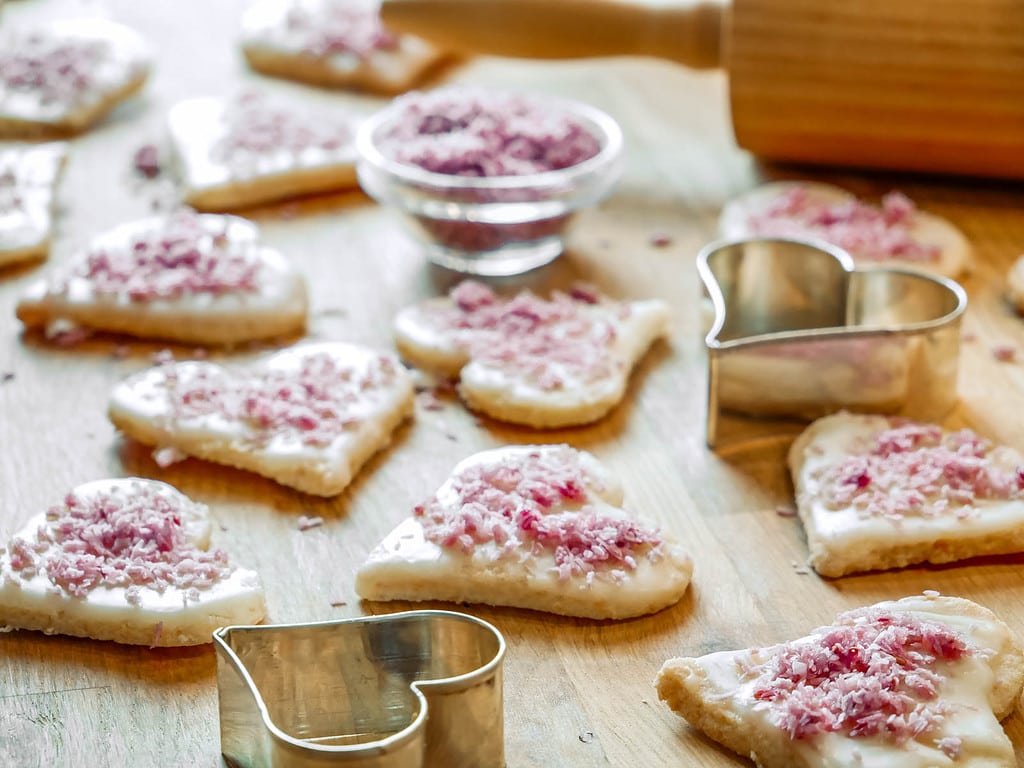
[
  {"left": 297, "top": 515, "right": 324, "bottom": 531},
  {"left": 217, "top": 92, "right": 354, "bottom": 161},
  {"left": 816, "top": 420, "right": 1024, "bottom": 520},
  {"left": 379, "top": 88, "right": 601, "bottom": 176},
  {"left": 160, "top": 350, "right": 399, "bottom": 448},
  {"left": 284, "top": 0, "right": 398, "bottom": 58},
  {"left": 415, "top": 446, "right": 663, "bottom": 580},
  {"left": 752, "top": 608, "right": 970, "bottom": 741},
  {"left": 422, "top": 281, "right": 625, "bottom": 391},
  {"left": 747, "top": 187, "right": 941, "bottom": 262},
  {"left": 132, "top": 144, "right": 162, "bottom": 179},
  {"left": 0, "top": 31, "right": 104, "bottom": 106},
  {"left": 992, "top": 345, "right": 1016, "bottom": 363},
  {"left": 59, "top": 209, "right": 260, "bottom": 302},
  {"left": 7, "top": 482, "right": 233, "bottom": 599}
]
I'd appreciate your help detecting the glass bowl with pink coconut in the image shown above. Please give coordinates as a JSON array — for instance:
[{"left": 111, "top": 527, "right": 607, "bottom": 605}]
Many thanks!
[{"left": 356, "top": 87, "right": 624, "bottom": 275}]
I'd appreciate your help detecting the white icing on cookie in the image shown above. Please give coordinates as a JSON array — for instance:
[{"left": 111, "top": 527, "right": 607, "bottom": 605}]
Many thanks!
[
  {"left": 356, "top": 444, "right": 693, "bottom": 618},
  {"left": 168, "top": 93, "right": 360, "bottom": 210},
  {"left": 0, "top": 142, "right": 66, "bottom": 266},
  {"left": 108, "top": 342, "right": 415, "bottom": 497},
  {"left": 0, "top": 478, "right": 265, "bottom": 646}
]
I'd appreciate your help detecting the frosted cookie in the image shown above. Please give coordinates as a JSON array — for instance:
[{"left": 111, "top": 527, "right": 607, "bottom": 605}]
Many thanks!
[
  {"left": 788, "top": 413, "right": 1024, "bottom": 578},
  {"left": 0, "top": 19, "right": 151, "bottom": 138},
  {"left": 108, "top": 342, "right": 414, "bottom": 497},
  {"left": 240, "top": 0, "right": 444, "bottom": 93},
  {"left": 356, "top": 444, "right": 693, "bottom": 619},
  {"left": 0, "top": 142, "right": 67, "bottom": 268},
  {"left": 0, "top": 478, "right": 266, "bottom": 646},
  {"left": 16, "top": 209, "right": 307, "bottom": 344},
  {"left": 394, "top": 281, "right": 670, "bottom": 428},
  {"left": 657, "top": 594, "right": 1024, "bottom": 768},
  {"left": 168, "top": 92, "right": 361, "bottom": 211},
  {"left": 720, "top": 182, "right": 971, "bottom": 278}
]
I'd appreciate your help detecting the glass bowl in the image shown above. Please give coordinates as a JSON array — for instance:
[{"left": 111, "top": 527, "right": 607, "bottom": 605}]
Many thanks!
[{"left": 355, "top": 89, "right": 624, "bottom": 276}]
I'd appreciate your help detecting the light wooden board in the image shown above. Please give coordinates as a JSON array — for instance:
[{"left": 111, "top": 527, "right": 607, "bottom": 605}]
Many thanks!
[{"left": 2, "top": 0, "right": 1024, "bottom": 765}]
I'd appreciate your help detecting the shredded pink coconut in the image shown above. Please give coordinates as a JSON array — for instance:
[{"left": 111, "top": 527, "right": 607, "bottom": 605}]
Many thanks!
[
  {"left": 217, "top": 92, "right": 354, "bottom": 162},
  {"left": 992, "top": 344, "right": 1016, "bottom": 363},
  {"left": 0, "top": 31, "right": 105, "bottom": 106},
  {"left": 7, "top": 483, "right": 232, "bottom": 599},
  {"left": 297, "top": 515, "right": 324, "bottom": 531},
  {"left": 415, "top": 446, "right": 663, "bottom": 581},
  {"left": 816, "top": 420, "right": 1024, "bottom": 520},
  {"left": 747, "top": 186, "right": 941, "bottom": 262},
  {"left": 160, "top": 350, "right": 399, "bottom": 448},
  {"left": 379, "top": 89, "right": 601, "bottom": 177},
  {"left": 752, "top": 608, "right": 970, "bottom": 742},
  {"left": 132, "top": 144, "right": 162, "bottom": 179},
  {"left": 59, "top": 210, "right": 260, "bottom": 301},
  {"left": 421, "top": 281, "right": 625, "bottom": 391},
  {"left": 283, "top": 0, "right": 398, "bottom": 58}
]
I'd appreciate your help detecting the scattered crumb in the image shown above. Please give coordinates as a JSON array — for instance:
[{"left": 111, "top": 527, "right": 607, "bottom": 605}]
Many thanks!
[
  {"left": 297, "top": 515, "right": 325, "bottom": 531},
  {"left": 992, "top": 344, "right": 1017, "bottom": 362},
  {"left": 793, "top": 566, "right": 811, "bottom": 575},
  {"left": 648, "top": 232, "right": 673, "bottom": 248},
  {"left": 329, "top": 598, "right": 348, "bottom": 607},
  {"left": 219, "top": 523, "right": 229, "bottom": 532},
  {"left": 45, "top": 320, "right": 92, "bottom": 347},
  {"left": 416, "top": 390, "right": 445, "bottom": 411},
  {"left": 132, "top": 144, "right": 163, "bottom": 179},
  {"left": 774, "top": 504, "right": 797, "bottom": 518},
  {"left": 152, "top": 446, "right": 188, "bottom": 468},
  {"left": 961, "top": 332, "right": 977, "bottom": 343},
  {"left": 151, "top": 349, "right": 175, "bottom": 365},
  {"left": 0, "top": 372, "right": 13, "bottom": 383},
  {"left": 445, "top": 432, "right": 458, "bottom": 442},
  {"left": 150, "top": 621, "right": 164, "bottom": 649},
  {"left": 923, "top": 589, "right": 941, "bottom": 597},
  {"left": 578, "top": 731, "right": 594, "bottom": 744}
]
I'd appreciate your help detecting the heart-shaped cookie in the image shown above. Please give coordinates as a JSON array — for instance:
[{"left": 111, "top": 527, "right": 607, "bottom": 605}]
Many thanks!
[
  {"left": 719, "top": 181, "right": 971, "bottom": 279},
  {"left": 356, "top": 444, "right": 693, "bottom": 619},
  {"left": 0, "top": 142, "right": 67, "bottom": 268},
  {"left": 789, "top": 413, "right": 1024, "bottom": 577},
  {"left": 699, "top": 238, "right": 965, "bottom": 447},
  {"left": 240, "top": 0, "right": 445, "bottom": 93},
  {"left": 394, "top": 281, "right": 670, "bottom": 428},
  {"left": 168, "top": 92, "right": 362, "bottom": 211},
  {"left": 657, "top": 594, "right": 1024, "bottom": 768},
  {"left": 0, "top": 478, "right": 265, "bottom": 646},
  {"left": 16, "top": 209, "right": 308, "bottom": 344},
  {"left": 108, "top": 342, "right": 414, "bottom": 496},
  {"left": 0, "top": 19, "right": 151, "bottom": 138}
]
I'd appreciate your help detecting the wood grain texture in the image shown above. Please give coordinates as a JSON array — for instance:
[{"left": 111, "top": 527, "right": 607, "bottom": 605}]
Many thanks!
[
  {"left": 729, "top": 0, "right": 1024, "bottom": 178},
  {"left": 1, "top": 0, "right": 1024, "bottom": 766}
]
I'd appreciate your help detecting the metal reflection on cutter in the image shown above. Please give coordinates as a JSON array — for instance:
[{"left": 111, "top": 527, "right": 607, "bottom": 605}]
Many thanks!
[
  {"left": 214, "top": 610, "right": 506, "bottom": 767},
  {"left": 698, "top": 238, "right": 967, "bottom": 449}
]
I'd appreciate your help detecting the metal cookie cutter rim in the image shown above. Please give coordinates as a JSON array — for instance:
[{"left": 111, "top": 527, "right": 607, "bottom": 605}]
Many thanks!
[
  {"left": 214, "top": 609, "right": 506, "bottom": 767},
  {"left": 698, "top": 236, "right": 968, "bottom": 449}
]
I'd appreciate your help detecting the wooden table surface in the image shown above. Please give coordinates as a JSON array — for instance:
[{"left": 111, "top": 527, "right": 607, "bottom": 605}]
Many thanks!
[{"left": 3, "top": 1, "right": 1024, "bottom": 765}]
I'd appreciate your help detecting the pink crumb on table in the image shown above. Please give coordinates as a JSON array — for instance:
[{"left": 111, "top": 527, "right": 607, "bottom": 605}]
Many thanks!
[
  {"left": 817, "top": 420, "right": 1024, "bottom": 520},
  {"left": 59, "top": 210, "right": 261, "bottom": 302},
  {"left": 752, "top": 607, "right": 970, "bottom": 741},
  {"left": 648, "top": 232, "right": 673, "bottom": 247},
  {"left": 7, "top": 483, "right": 232, "bottom": 598},
  {"left": 747, "top": 186, "right": 940, "bottom": 262},
  {"left": 284, "top": 0, "right": 399, "bottom": 58},
  {"left": 297, "top": 515, "right": 324, "bottom": 531},
  {"left": 132, "top": 144, "right": 162, "bottom": 179},
  {"left": 378, "top": 88, "right": 601, "bottom": 177},
  {"left": 992, "top": 344, "right": 1016, "bottom": 362},
  {"left": 421, "top": 280, "right": 624, "bottom": 391},
  {"left": 415, "top": 446, "right": 663, "bottom": 581}
]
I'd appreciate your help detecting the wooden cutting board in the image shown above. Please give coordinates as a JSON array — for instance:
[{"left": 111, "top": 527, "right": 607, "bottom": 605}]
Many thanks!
[{"left": 2, "top": 0, "right": 1024, "bottom": 765}]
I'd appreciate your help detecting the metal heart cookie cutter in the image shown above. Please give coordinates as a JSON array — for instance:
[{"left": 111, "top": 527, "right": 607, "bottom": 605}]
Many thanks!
[
  {"left": 214, "top": 610, "right": 506, "bottom": 768},
  {"left": 699, "top": 238, "right": 967, "bottom": 450}
]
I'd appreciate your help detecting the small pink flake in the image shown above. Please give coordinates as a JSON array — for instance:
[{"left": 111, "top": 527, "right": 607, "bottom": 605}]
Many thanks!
[
  {"left": 648, "top": 232, "right": 673, "bottom": 248},
  {"left": 132, "top": 144, "right": 162, "bottom": 179},
  {"left": 416, "top": 390, "right": 445, "bottom": 411},
  {"left": 329, "top": 598, "right": 348, "bottom": 607},
  {"left": 297, "top": 515, "right": 325, "bottom": 531},
  {"left": 775, "top": 504, "right": 797, "bottom": 518},
  {"left": 961, "top": 332, "right": 977, "bottom": 343},
  {"left": 992, "top": 344, "right": 1016, "bottom": 362},
  {"left": 152, "top": 446, "right": 188, "bottom": 468},
  {"left": 45, "top": 322, "right": 92, "bottom": 347},
  {"left": 150, "top": 621, "right": 164, "bottom": 648}
]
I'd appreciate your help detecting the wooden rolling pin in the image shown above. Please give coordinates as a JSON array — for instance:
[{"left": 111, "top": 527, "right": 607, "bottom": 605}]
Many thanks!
[{"left": 381, "top": 0, "right": 1024, "bottom": 180}]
